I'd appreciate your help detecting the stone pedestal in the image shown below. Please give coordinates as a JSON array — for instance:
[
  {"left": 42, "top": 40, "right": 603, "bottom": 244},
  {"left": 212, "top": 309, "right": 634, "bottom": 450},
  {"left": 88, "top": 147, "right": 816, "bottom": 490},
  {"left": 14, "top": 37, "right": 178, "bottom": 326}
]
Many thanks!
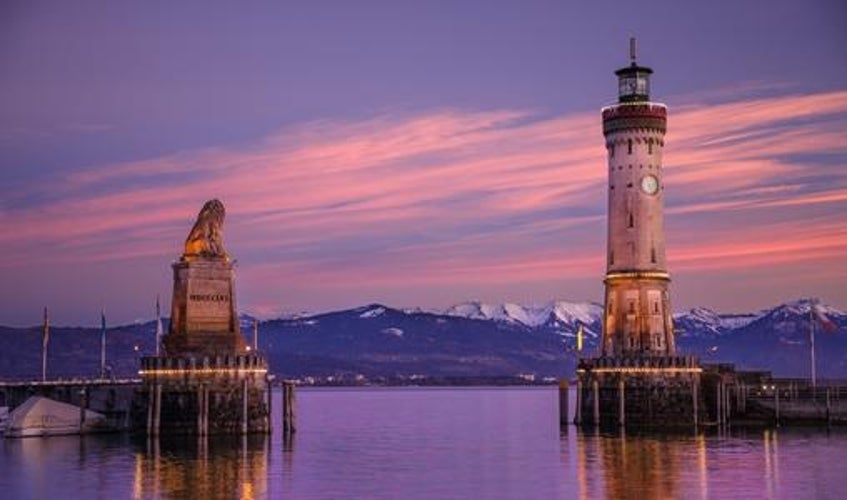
[
  {"left": 137, "top": 199, "right": 270, "bottom": 436},
  {"left": 164, "top": 258, "right": 246, "bottom": 357},
  {"left": 576, "top": 355, "right": 705, "bottom": 428}
]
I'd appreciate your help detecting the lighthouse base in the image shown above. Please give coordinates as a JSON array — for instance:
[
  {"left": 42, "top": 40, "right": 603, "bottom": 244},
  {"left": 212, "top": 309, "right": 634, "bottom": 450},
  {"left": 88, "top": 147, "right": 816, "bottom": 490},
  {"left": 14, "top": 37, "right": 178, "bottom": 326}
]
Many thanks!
[{"left": 575, "top": 355, "right": 705, "bottom": 428}]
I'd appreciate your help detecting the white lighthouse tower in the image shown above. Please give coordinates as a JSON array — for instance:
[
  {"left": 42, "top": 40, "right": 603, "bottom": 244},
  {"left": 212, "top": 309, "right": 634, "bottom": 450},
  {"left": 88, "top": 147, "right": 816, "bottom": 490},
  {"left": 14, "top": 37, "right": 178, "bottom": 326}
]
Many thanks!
[
  {"left": 575, "top": 40, "right": 702, "bottom": 428},
  {"left": 601, "top": 38, "right": 675, "bottom": 357}
]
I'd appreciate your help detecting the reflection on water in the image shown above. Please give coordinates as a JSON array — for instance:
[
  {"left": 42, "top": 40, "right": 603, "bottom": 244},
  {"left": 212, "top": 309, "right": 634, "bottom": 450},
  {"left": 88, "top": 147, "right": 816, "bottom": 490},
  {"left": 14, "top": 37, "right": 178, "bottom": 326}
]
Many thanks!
[
  {"left": 1, "top": 388, "right": 845, "bottom": 499},
  {"left": 132, "top": 436, "right": 270, "bottom": 499},
  {"left": 599, "top": 431, "right": 681, "bottom": 499},
  {"left": 571, "top": 425, "right": 847, "bottom": 500}
]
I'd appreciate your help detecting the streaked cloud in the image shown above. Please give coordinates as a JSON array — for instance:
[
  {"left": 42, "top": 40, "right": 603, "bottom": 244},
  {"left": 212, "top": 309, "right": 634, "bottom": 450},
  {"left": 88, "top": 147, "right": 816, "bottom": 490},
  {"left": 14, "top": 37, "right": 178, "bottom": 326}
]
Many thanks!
[{"left": 2, "top": 89, "right": 846, "bottom": 318}]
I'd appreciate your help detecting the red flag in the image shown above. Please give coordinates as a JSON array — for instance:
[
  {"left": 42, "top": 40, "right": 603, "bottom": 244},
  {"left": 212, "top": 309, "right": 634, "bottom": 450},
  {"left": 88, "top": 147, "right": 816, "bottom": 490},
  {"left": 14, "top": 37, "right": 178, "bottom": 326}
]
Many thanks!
[{"left": 814, "top": 304, "right": 838, "bottom": 334}]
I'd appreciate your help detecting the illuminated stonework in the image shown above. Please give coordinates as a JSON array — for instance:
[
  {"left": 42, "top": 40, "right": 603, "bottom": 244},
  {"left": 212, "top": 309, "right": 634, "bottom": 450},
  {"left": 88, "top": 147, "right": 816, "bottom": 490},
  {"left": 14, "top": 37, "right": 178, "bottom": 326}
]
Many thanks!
[
  {"left": 601, "top": 47, "right": 675, "bottom": 357},
  {"left": 164, "top": 199, "right": 246, "bottom": 357}
]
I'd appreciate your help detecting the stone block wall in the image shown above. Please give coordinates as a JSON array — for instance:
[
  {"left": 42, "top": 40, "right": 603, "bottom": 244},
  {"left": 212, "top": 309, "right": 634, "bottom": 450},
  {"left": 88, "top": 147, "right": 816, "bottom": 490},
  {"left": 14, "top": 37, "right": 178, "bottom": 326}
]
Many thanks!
[
  {"left": 576, "top": 355, "right": 705, "bottom": 428},
  {"left": 136, "top": 354, "right": 270, "bottom": 435}
]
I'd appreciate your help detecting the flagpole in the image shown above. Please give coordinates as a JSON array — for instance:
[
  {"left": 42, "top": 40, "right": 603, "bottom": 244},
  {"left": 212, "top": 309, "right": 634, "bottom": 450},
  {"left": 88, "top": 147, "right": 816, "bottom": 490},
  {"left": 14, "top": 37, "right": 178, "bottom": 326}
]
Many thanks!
[
  {"left": 810, "top": 304, "right": 816, "bottom": 388},
  {"left": 155, "top": 295, "right": 162, "bottom": 357},
  {"left": 100, "top": 309, "right": 107, "bottom": 379},
  {"left": 253, "top": 318, "right": 259, "bottom": 353},
  {"left": 41, "top": 307, "right": 49, "bottom": 382}
]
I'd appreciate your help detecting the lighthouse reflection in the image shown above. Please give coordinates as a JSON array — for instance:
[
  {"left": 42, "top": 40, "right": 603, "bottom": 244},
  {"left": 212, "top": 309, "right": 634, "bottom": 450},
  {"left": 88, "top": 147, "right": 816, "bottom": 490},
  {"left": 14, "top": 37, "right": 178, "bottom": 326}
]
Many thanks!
[
  {"left": 133, "top": 436, "right": 270, "bottom": 499},
  {"left": 598, "top": 432, "right": 682, "bottom": 499},
  {"left": 573, "top": 430, "right": 713, "bottom": 500}
]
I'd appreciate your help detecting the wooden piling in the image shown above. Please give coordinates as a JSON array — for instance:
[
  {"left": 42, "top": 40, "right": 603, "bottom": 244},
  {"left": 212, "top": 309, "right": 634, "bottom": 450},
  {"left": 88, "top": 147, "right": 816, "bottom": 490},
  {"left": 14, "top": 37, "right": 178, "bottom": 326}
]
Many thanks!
[
  {"left": 826, "top": 388, "right": 832, "bottom": 425},
  {"left": 716, "top": 382, "right": 722, "bottom": 425},
  {"left": 152, "top": 383, "right": 162, "bottom": 437},
  {"left": 592, "top": 379, "right": 600, "bottom": 426},
  {"left": 146, "top": 384, "right": 153, "bottom": 436},
  {"left": 618, "top": 378, "right": 625, "bottom": 427},
  {"left": 241, "top": 379, "right": 248, "bottom": 435},
  {"left": 78, "top": 386, "right": 87, "bottom": 433},
  {"left": 574, "top": 379, "right": 582, "bottom": 426},
  {"left": 725, "top": 383, "right": 731, "bottom": 424},
  {"left": 774, "top": 387, "right": 780, "bottom": 426},
  {"left": 266, "top": 381, "right": 273, "bottom": 434},
  {"left": 558, "top": 379, "right": 569, "bottom": 427},
  {"left": 196, "top": 385, "right": 209, "bottom": 436},
  {"left": 282, "top": 382, "right": 296, "bottom": 434},
  {"left": 692, "top": 377, "right": 699, "bottom": 428},
  {"left": 203, "top": 386, "right": 210, "bottom": 435},
  {"left": 197, "top": 386, "right": 204, "bottom": 436}
]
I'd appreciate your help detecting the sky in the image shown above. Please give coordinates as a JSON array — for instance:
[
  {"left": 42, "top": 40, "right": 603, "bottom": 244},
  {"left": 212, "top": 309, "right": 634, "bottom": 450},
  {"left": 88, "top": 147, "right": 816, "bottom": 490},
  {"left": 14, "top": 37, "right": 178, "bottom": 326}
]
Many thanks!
[{"left": 1, "top": 1, "right": 846, "bottom": 326}]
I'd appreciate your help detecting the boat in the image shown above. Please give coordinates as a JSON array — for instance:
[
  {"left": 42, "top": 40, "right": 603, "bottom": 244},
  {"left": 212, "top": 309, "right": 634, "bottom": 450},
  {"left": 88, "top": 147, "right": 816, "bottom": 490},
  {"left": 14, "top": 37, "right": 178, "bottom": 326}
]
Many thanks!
[{"left": 4, "top": 396, "right": 108, "bottom": 438}]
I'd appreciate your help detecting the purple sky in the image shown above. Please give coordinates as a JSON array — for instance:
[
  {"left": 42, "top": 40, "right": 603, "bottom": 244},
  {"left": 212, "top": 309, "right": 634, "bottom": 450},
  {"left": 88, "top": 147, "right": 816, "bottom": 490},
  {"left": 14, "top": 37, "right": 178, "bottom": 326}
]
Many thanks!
[{"left": 2, "top": 1, "right": 846, "bottom": 325}]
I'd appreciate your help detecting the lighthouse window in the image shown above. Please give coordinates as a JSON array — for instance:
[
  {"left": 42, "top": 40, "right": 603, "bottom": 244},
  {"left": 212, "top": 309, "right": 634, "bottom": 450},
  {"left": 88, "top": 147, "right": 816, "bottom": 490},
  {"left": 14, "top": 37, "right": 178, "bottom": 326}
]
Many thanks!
[
  {"left": 609, "top": 144, "right": 615, "bottom": 157},
  {"left": 627, "top": 139, "right": 633, "bottom": 154},
  {"left": 653, "top": 301, "right": 659, "bottom": 314},
  {"left": 651, "top": 247, "right": 657, "bottom": 263},
  {"left": 628, "top": 213, "right": 634, "bottom": 228},
  {"left": 648, "top": 140, "right": 653, "bottom": 154}
]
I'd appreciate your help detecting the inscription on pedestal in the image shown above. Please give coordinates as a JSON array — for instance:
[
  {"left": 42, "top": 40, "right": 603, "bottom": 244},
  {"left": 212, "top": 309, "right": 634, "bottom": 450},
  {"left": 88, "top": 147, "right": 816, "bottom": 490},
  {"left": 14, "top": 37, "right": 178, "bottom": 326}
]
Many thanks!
[{"left": 187, "top": 278, "right": 232, "bottom": 329}]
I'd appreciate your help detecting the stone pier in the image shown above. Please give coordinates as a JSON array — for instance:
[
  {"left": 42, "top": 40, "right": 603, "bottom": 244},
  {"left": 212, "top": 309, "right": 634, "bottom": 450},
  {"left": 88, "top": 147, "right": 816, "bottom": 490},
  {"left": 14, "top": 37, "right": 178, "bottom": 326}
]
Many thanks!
[
  {"left": 138, "top": 355, "right": 270, "bottom": 435},
  {"left": 576, "top": 355, "right": 705, "bottom": 428}
]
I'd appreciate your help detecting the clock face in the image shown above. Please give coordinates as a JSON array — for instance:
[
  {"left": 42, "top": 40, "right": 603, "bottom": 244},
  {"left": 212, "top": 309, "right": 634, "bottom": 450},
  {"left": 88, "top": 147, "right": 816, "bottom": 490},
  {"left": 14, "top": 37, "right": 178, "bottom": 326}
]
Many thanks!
[{"left": 640, "top": 175, "right": 659, "bottom": 195}]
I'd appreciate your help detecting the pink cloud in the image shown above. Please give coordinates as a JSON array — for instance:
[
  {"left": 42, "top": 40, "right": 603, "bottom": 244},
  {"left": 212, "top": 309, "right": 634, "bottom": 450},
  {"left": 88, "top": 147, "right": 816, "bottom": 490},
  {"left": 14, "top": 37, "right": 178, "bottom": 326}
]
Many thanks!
[{"left": 2, "top": 88, "right": 846, "bottom": 317}]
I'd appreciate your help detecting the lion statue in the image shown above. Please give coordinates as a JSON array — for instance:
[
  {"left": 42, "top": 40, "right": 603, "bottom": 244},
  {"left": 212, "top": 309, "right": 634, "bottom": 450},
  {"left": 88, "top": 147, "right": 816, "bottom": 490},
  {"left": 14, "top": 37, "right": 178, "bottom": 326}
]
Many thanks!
[{"left": 183, "top": 199, "right": 228, "bottom": 259}]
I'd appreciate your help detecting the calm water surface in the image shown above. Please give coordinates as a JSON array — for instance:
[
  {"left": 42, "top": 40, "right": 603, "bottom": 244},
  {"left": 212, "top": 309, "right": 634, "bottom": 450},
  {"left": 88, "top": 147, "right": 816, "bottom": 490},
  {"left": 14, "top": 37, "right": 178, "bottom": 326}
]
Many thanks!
[{"left": 1, "top": 387, "right": 844, "bottom": 499}]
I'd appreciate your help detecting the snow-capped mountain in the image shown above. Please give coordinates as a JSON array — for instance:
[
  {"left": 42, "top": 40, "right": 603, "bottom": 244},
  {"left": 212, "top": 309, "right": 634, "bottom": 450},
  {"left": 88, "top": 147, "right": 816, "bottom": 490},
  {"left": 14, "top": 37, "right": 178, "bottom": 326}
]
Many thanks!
[
  {"left": 672, "top": 307, "right": 760, "bottom": 338},
  {"left": 0, "top": 298, "right": 844, "bottom": 381},
  {"left": 445, "top": 301, "right": 602, "bottom": 328}
]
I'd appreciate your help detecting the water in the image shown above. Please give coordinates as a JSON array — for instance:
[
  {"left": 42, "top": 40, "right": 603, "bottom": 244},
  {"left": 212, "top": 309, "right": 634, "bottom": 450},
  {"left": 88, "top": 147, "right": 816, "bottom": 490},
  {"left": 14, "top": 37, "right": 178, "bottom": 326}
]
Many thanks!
[{"left": 1, "top": 387, "right": 845, "bottom": 499}]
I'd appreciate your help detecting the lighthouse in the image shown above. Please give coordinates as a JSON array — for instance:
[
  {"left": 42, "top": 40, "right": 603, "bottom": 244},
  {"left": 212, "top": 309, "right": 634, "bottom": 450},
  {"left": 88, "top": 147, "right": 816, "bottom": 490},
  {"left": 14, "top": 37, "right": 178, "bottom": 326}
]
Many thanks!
[
  {"left": 574, "top": 40, "right": 702, "bottom": 428},
  {"left": 601, "top": 38, "right": 675, "bottom": 357}
]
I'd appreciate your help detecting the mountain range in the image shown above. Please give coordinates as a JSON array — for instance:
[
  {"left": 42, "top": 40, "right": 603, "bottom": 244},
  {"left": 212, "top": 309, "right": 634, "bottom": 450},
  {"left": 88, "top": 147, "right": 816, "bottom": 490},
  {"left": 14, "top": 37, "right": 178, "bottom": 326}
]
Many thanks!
[{"left": 0, "top": 298, "right": 844, "bottom": 382}]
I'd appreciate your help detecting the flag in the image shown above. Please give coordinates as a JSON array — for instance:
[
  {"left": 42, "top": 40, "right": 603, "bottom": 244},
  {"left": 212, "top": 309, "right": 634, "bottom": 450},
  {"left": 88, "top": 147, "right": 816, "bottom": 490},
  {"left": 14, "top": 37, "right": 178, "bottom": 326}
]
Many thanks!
[
  {"left": 576, "top": 322, "right": 584, "bottom": 352},
  {"left": 813, "top": 304, "right": 838, "bottom": 334}
]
